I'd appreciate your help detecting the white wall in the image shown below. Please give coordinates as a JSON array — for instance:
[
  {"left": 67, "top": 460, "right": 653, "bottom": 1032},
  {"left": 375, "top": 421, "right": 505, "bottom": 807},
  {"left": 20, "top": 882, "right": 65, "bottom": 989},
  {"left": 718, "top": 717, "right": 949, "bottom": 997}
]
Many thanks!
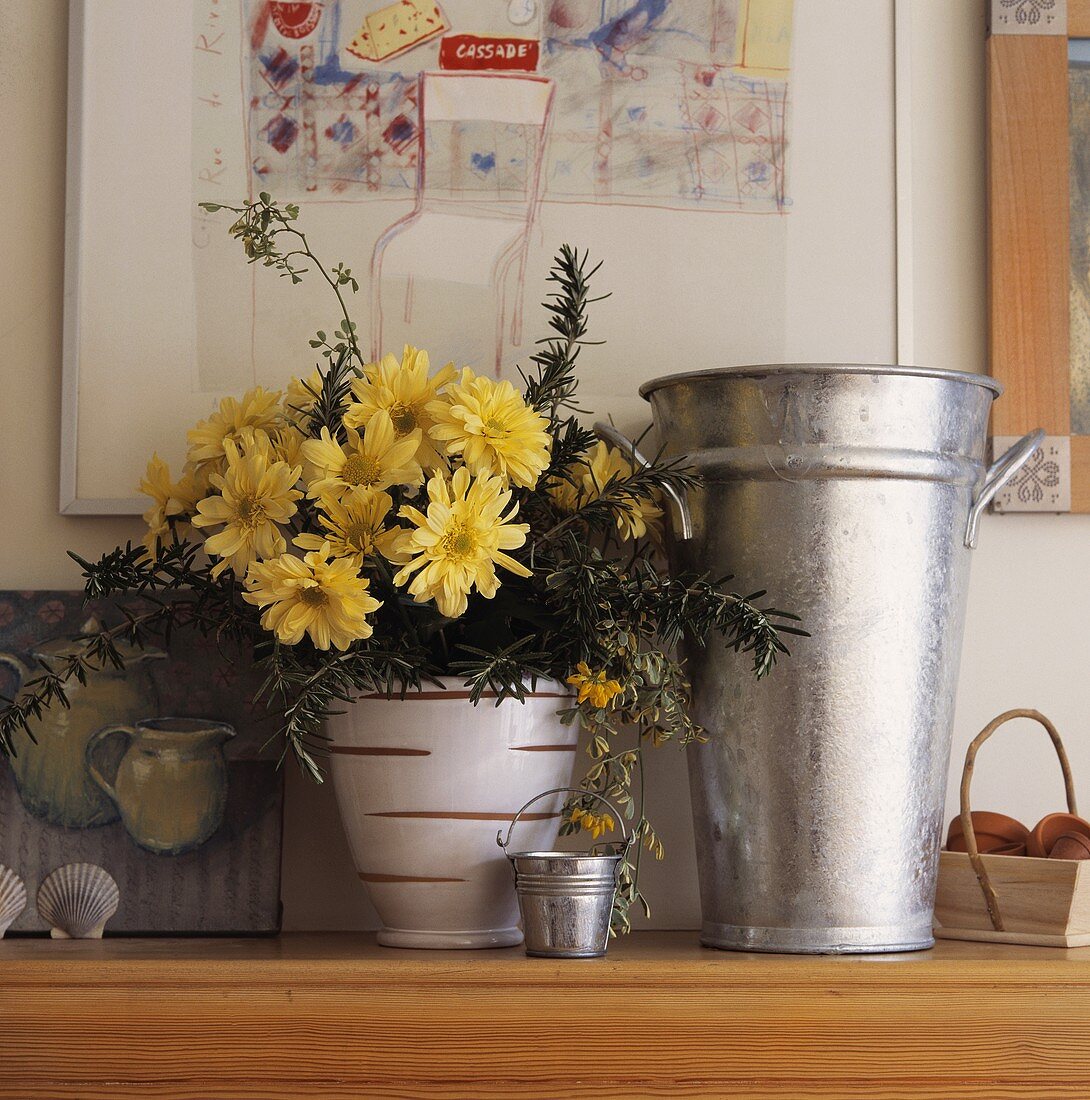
[
  {"left": 905, "top": 2, "right": 1090, "bottom": 833},
  {"left": 2, "top": 0, "right": 1086, "bottom": 931}
]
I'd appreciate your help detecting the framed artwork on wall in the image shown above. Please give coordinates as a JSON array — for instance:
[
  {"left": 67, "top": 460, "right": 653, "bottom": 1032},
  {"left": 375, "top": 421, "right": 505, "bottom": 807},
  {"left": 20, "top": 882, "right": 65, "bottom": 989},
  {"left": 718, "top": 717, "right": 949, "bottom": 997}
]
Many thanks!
[
  {"left": 59, "top": 0, "right": 908, "bottom": 519},
  {"left": 60, "top": 0, "right": 802, "bottom": 515},
  {"left": 0, "top": 592, "right": 283, "bottom": 934},
  {"left": 987, "top": 0, "right": 1090, "bottom": 512}
]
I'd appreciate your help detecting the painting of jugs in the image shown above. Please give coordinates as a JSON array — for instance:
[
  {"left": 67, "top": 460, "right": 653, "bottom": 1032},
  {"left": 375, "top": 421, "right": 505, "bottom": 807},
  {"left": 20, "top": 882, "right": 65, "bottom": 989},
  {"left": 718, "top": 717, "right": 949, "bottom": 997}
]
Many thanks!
[
  {"left": 0, "top": 592, "right": 284, "bottom": 934},
  {"left": 0, "top": 617, "right": 164, "bottom": 828},
  {"left": 87, "top": 718, "right": 236, "bottom": 856}
]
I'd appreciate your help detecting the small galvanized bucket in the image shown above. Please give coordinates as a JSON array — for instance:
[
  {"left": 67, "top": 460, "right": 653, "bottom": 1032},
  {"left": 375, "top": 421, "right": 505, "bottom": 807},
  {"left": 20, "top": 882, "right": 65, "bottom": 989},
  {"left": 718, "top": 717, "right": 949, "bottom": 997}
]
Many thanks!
[{"left": 498, "top": 787, "right": 632, "bottom": 958}]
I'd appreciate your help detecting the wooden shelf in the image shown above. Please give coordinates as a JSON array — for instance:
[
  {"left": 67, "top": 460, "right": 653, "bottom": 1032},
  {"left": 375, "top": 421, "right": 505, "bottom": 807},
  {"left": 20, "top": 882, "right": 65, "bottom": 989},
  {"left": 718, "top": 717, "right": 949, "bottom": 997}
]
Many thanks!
[{"left": 3, "top": 931, "right": 1090, "bottom": 1098}]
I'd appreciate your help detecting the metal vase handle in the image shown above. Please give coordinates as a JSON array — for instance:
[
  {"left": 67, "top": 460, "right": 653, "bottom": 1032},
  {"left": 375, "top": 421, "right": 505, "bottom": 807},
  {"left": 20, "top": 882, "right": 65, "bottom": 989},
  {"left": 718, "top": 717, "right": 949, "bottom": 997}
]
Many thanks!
[
  {"left": 964, "top": 429, "right": 1045, "bottom": 549},
  {"left": 592, "top": 422, "right": 693, "bottom": 540},
  {"left": 497, "top": 786, "right": 633, "bottom": 855}
]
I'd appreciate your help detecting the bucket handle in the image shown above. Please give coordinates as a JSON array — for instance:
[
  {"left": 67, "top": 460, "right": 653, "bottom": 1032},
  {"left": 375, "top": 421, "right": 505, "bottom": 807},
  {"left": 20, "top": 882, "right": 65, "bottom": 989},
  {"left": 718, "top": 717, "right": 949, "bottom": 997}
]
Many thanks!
[
  {"left": 497, "top": 786, "right": 633, "bottom": 856},
  {"left": 592, "top": 422, "right": 693, "bottom": 541},
  {"left": 958, "top": 708, "right": 1077, "bottom": 931},
  {"left": 964, "top": 429, "right": 1044, "bottom": 549}
]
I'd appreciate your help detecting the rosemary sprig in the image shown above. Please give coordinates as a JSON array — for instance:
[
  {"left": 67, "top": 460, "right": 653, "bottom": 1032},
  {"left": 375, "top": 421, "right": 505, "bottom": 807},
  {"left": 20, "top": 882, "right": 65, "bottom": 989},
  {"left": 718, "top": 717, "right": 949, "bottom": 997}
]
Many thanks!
[
  {"left": 0, "top": 608, "right": 173, "bottom": 757},
  {"left": 520, "top": 245, "right": 607, "bottom": 417}
]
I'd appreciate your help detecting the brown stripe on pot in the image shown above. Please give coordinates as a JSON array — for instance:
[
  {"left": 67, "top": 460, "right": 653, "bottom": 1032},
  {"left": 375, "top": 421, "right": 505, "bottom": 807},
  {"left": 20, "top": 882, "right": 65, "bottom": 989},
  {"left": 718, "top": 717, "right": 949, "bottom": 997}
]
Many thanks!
[
  {"left": 358, "top": 872, "right": 466, "bottom": 883},
  {"left": 366, "top": 811, "right": 560, "bottom": 820},
  {"left": 330, "top": 746, "right": 431, "bottom": 756},
  {"left": 355, "top": 690, "right": 570, "bottom": 700},
  {"left": 510, "top": 744, "right": 578, "bottom": 752}
]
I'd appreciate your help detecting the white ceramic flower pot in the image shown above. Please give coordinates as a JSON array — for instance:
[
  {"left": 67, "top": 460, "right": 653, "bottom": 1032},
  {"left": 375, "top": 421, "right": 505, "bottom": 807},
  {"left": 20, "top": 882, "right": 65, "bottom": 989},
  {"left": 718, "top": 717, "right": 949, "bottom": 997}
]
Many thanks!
[{"left": 326, "top": 679, "right": 576, "bottom": 948}]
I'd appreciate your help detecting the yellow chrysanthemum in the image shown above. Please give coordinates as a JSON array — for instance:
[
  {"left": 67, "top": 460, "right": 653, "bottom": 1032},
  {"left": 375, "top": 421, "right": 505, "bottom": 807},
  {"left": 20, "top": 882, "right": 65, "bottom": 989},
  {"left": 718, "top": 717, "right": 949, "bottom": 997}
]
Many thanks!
[
  {"left": 182, "top": 459, "right": 216, "bottom": 502},
  {"left": 393, "top": 466, "right": 531, "bottom": 619},
  {"left": 285, "top": 368, "right": 324, "bottom": 420},
  {"left": 294, "top": 491, "right": 405, "bottom": 567},
  {"left": 567, "top": 662, "right": 624, "bottom": 709},
  {"left": 243, "top": 542, "right": 381, "bottom": 651},
  {"left": 187, "top": 387, "right": 284, "bottom": 465},
  {"left": 547, "top": 469, "right": 582, "bottom": 515},
  {"left": 191, "top": 438, "right": 302, "bottom": 579},
  {"left": 271, "top": 424, "right": 309, "bottom": 471},
  {"left": 224, "top": 424, "right": 310, "bottom": 482},
  {"left": 344, "top": 345, "right": 456, "bottom": 469},
  {"left": 301, "top": 411, "right": 423, "bottom": 502},
  {"left": 569, "top": 806, "right": 616, "bottom": 841},
  {"left": 427, "top": 367, "right": 551, "bottom": 488},
  {"left": 550, "top": 441, "right": 663, "bottom": 542},
  {"left": 138, "top": 454, "right": 200, "bottom": 558}
]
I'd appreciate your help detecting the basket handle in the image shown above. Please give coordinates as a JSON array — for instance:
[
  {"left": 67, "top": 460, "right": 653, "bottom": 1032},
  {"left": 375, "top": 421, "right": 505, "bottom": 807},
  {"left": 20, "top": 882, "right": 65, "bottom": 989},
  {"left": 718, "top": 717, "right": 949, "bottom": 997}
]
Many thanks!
[
  {"left": 497, "top": 787, "right": 631, "bottom": 855},
  {"left": 959, "top": 708, "right": 1077, "bottom": 931}
]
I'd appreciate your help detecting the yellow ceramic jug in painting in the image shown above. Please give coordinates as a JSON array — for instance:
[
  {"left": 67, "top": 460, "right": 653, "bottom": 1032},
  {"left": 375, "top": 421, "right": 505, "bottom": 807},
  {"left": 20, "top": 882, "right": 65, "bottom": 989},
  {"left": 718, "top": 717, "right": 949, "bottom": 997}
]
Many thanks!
[
  {"left": 86, "top": 718, "right": 235, "bottom": 856},
  {"left": 0, "top": 620, "right": 164, "bottom": 829}
]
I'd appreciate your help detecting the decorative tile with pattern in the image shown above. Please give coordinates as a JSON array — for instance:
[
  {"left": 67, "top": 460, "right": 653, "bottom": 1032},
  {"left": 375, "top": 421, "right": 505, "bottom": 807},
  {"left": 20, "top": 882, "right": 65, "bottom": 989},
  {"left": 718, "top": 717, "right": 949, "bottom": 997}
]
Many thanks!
[{"left": 991, "top": 435, "right": 1071, "bottom": 512}]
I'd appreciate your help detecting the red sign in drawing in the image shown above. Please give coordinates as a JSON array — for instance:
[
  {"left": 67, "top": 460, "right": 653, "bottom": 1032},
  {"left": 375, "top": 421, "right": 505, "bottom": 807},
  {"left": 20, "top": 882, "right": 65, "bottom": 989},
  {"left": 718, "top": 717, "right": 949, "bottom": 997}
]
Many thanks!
[
  {"left": 438, "top": 35, "right": 540, "bottom": 72},
  {"left": 270, "top": 2, "right": 323, "bottom": 39}
]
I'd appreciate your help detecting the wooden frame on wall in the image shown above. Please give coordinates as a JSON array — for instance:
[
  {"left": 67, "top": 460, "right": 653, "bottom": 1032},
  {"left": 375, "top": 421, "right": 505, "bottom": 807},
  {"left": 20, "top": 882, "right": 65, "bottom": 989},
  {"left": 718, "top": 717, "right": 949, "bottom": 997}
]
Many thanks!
[{"left": 988, "top": 0, "right": 1090, "bottom": 512}]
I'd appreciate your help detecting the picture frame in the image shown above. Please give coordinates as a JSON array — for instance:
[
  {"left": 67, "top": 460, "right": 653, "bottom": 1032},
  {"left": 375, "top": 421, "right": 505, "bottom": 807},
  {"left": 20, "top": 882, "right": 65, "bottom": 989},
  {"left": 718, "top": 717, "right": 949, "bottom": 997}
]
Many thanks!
[
  {"left": 57, "top": 0, "right": 800, "bottom": 517},
  {"left": 987, "top": 0, "right": 1090, "bottom": 512},
  {"left": 0, "top": 591, "right": 284, "bottom": 934}
]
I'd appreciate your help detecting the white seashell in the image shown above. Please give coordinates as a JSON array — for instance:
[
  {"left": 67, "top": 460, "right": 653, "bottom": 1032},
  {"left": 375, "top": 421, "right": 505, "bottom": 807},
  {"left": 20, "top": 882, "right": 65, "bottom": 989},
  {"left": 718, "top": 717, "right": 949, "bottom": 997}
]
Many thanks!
[
  {"left": 0, "top": 865, "right": 27, "bottom": 938},
  {"left": 36, "top": 863, "right": 119, "bottom": 939}
]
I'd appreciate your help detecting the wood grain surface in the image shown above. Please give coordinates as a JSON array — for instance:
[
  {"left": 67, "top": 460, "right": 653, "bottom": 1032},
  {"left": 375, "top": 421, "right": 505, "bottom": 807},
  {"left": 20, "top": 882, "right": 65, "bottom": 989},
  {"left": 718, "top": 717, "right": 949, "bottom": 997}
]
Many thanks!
[
  {"left": 935, "top": 849, "right": 1090, "bottom": 945},
  {"left": 2, "top": 932, "right": 1090, "bottom": 1098},
  {"left": 987, "top": 32, "right": 1071, "bottom": 439},
  {"left": 1071, "top": 0, "right": 1090, "bottom": 38}
]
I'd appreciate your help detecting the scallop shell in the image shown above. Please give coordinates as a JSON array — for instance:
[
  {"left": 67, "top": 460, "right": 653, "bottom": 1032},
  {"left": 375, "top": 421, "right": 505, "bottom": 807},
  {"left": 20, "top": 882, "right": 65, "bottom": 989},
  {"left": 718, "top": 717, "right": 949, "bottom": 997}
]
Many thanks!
[
  {"left": 36, "top": 863, "right": 119, "bottom": 939},
  {"left": 0, "top": 865, "right": 27, "bottom": 938}
]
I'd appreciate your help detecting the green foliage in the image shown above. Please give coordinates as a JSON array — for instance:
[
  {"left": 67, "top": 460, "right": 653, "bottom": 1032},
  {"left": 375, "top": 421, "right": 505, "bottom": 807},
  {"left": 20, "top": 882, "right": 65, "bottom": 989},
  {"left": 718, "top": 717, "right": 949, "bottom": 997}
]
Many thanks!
[
  {"left": 521, "top": 245, "right": 604, "bottom": 416},
  {"left": 199, "top": 194, "right": 363, "bottom": 370},
  {"left": 0, "top": 200, "right": 805, "bottom": 931},
  {"left": 0, "top": 607, "right": 167, "bottom": 758},
  {"left": 298, "top": 346, "right": 356, "bottom": 441}
]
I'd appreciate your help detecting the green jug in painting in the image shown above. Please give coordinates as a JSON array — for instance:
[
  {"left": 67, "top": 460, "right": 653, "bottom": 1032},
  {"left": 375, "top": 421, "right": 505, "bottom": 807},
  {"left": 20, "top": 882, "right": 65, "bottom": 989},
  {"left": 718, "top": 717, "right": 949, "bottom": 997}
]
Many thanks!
[
  {"left": 0, "top": 619, "right": 165, "bottom": 829},
  {"left": 86, "top": 718, "right": 235, "bottom": 856}
]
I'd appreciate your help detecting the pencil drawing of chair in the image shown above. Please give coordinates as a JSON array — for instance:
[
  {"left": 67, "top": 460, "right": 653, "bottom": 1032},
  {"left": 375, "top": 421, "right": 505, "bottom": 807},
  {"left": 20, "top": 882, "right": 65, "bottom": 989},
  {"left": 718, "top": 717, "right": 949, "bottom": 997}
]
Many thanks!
[{"left": 370, "top": 72, "right": 555, "bottom": 374}]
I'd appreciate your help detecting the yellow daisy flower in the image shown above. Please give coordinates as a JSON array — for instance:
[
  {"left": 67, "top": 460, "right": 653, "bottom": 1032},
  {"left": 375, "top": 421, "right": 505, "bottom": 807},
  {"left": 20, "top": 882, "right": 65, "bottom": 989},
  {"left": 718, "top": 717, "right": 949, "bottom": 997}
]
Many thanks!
[
  {"left": 567, "top": 662, "right": 624, "bottom": 709},
  {"left": 294, "top": 491, "right": 404, "bottom": 567},
  {"left": 344, "top": 345, "right": 456, "bottom": 469},
  {"left": 427, "top": 367, "right": 551, "bottom": 489},
  {"left": 271, "top": 424, "right": 309, "bottom": 471},
  {"left": 223, "top": 424, "right": 309, "bottom": 482},
  {"left": 569, "top": 806, "right": 616, "bottom": 841},
  {"left": 301, "top": 411, "right": 423, "bottom": 502},
  {"left": 550, "top": 441, "right": 663, "bottom": 542},
  {"left": 547, "top": 468, "right": 582, "bottom": 515},
  {"left": 191, "top": 438, "right": 302, "bottom": 579},
  {"left": 186, "top": 387, "right": 284, "bottom": 465},
  {"left": 182, "top": 459, "right": 216, "bottom": 502},
  {"left": 138, "top": 454, "right": 200, "bottom": 558},
  {"left": 243, "top": 542, "right": 381, "bottom": 651},
  {"left": 285, "top": 368, "right": 324, "bottom": 421},
  {"left": 393, "top": 466, "right": 532, "bottom": 619}
]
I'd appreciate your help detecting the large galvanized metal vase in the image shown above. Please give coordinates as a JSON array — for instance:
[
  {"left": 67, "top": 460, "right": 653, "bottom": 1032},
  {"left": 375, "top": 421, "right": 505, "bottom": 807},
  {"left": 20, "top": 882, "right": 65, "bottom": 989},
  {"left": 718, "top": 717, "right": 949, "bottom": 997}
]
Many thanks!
[{"left": 633, "top": 365, "right": 1041, "bottom": 954}]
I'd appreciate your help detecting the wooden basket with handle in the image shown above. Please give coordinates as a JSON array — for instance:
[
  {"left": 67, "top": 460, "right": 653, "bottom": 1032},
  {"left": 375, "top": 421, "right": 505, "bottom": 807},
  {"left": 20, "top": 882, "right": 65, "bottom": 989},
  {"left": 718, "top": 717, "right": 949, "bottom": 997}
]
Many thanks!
[{"left": 934, "top": 708, "right": 1090, "bottom": 947}]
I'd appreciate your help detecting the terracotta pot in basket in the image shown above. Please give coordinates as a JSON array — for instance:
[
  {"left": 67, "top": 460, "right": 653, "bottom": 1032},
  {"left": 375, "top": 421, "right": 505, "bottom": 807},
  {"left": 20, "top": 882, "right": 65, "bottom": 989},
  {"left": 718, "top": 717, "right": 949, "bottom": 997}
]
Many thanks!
[
  {"left": 1029, "top": 813, "right": 1090, "bottom": 858},
  {"left": 934, "top": 709, "right": 1090, "bottom": 947},
  {"left": 946, "top": 811, "right": 1029, "bottom": 856}
]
